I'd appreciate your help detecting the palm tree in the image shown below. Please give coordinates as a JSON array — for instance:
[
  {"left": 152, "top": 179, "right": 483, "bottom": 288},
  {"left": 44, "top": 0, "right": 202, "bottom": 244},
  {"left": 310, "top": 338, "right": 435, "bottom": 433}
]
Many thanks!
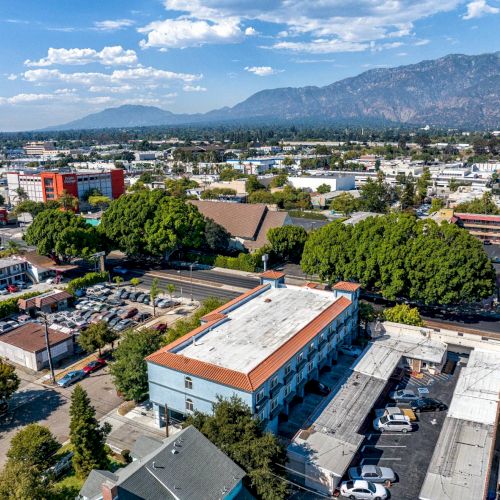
[{"left": 58, "top": 190, "right": 79, "bottom": 211}]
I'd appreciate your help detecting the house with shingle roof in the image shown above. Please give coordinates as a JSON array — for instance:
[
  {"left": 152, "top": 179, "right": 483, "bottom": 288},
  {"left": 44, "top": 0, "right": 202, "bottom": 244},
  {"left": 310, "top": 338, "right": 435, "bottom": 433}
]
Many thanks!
[
  {"left": 189, "top": 200, "right": 291, "bottom": 251},
  {"left": 147, "top": 272, "right": 360, "bottom": 433},
  {"left": 78, "top": 426, "right": 246, "bottom": 500}
]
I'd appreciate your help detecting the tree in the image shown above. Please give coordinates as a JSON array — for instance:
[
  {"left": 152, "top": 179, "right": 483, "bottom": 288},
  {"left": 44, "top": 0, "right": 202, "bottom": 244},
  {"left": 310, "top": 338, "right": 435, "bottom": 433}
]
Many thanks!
[
  {"left": 113, "top": 275, "right": 124, "bottom": 285},
  {"left": 267, "top": 225, "right": 308, "bottom": 263},
  {"left": 15, "top": 187, "right": 28, "bottom": 202},
  {"left": 383, "top": 304, "right": 424, "bottom": 326},
  {"left": 415, "top": 135, "right": 431, "bottom": 148},
  {"left": 0, "top": 358, "right": 20, "bottom": 407},
  {"left": 58, "top": 190, "right": 79, "bottom": 211},
  {"left": 248, "top": 190, "right": 276, "bottom": 204},
  {"left": 246, "top": 175, "right": 265, "bottom": 194},
  {"left": 316, "top": 183, "right": 331, "bottom": 194},
  {"left": 454, "top": 192, "right": 500, "bottom": 215},
  {"left": 166, "top": 283, "right": 175, "bottom": 300},
  {"left": 185, "top": 396, "right": 288, "bottom": 500},
  {"left": 24, "top": 209, "right": 105, "bottom": 262},
  {"left": 70, "top": 385, "right": 110, "bottom": 478},
  {"left": 78, "top": 321, "right": 118, "bottom": 356},
  {"left": 330, "top": 192, "right": 359, "bottom": 216},
  {"left": 301, "top": 214, "right": 495, "bottom": 305},
  {"left": 400, "top": 175, "right": 416, "bottom": 210},
  {"left": 200, "top": 188, "right": 237, "bottom": 200},
  {"left": 204, "top": 218, "right": 230, "bottom": 252},
  {"left": 0, "top": 461, "right": 47, "bottom": 500},
  {"left": 130, "top": 277, "right": 141, "bottom": 289},
  {"left": 430, "top": 198, "right": 445, "bottom": 213},
  {"left": 416, "top": 167, "right": 431, "bottom": 202},
  {"left": 270, "top": 173, "right": 288, "bottom": 188},
  {"left": 150, "top": 278, "right": 160, "bottom": 317},
  {"left": 110, "top": 329, "right": 164, "bottom": 401},
  {"left": 358, "top": 302, "right": 376, "bottom": 334},
  {"left": 359, "top": 178, "right": 392, "bottom": 213},
  {"left": 13, "top": 200, "right": 61, "bottom": 217},
  {"left": 282, "top": 156, "right": 294, "bottom": 166},
  {"left": 88, "top": 195, "right": 111, "bottom": 209},
  {"left": 7, "top": 424, "right": 60, "bottom": 471}
]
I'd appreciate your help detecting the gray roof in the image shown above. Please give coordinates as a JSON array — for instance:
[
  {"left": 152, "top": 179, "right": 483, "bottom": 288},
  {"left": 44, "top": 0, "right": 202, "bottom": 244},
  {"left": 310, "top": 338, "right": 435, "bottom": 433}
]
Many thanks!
[
  {"left": 130, "top": 435, "right": 163, "bottom": 460},
  {"left": 79, "top": 426, "right": 246, "bottom": 500},
  {"left": 79, "top": 470, "right": 118, "bottom": 500}
]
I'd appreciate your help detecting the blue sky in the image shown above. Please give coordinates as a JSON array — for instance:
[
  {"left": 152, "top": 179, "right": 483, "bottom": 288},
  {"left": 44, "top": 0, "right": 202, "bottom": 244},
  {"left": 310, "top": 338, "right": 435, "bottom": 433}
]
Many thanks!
[{"left": 0, "top": 0, "right": 499, "bottom": 131}]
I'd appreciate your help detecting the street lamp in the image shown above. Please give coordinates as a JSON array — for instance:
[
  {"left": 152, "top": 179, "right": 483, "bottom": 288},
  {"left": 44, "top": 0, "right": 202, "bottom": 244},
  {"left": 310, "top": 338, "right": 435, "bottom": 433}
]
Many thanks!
[
  {"left": 37, "top": 312, "right": 56, "bottom": 384},
  {"left": 189, "top": 261, "right": 198, "bottom": 303}
]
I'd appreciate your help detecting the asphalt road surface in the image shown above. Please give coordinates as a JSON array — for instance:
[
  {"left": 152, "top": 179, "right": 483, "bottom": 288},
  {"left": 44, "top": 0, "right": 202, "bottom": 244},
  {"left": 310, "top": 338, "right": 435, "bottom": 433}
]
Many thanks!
[{"left": 160, "top": 268, "right": 259, "bottom": 290}]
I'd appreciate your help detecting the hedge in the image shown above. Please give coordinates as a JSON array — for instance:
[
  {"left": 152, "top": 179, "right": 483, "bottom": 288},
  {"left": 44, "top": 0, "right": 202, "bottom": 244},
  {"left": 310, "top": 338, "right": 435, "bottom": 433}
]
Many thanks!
[
  {"left": 67, "top": 272, "right": 108, "bottom": 295},
  {"left": 0, "top": 291, "right": 44, "bottom": 320},
  {"left": 214, "top": 253, "right": 258, "bottom": 272}
]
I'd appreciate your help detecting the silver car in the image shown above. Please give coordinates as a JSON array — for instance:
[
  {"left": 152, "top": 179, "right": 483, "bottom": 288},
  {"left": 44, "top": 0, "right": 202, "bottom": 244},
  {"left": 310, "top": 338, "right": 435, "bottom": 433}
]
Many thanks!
[{"left": 348, "top": 465, "right": 396, "bottom": 484}]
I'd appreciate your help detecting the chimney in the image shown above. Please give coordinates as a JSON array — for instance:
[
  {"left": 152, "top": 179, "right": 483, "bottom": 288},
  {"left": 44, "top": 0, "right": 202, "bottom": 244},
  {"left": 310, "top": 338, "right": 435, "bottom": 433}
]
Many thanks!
[{"left": 102, "top": 480, "right": 118, "bottom": 500}]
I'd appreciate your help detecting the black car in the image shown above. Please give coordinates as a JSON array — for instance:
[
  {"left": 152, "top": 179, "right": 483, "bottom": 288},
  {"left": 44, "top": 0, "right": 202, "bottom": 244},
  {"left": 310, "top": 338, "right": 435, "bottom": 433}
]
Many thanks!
[{"left": 409, "top": 398, "right": 447, "bottom": 412}]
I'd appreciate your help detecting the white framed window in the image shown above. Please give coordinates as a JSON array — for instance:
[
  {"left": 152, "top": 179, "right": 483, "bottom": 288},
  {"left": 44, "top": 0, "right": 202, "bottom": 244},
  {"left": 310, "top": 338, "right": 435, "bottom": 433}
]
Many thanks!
[
  {"left": 258, "top": 409, "right": 266, "bottom": 421},
  {"left": 184, "top": 376, "right": 193, "bottom": 390},
  {"left": 256, "top": 389, "right": 265, "bottom": 403},
  {"left": 284, "top": 384, "right": 292, "bottom": 397},
  {"left": 284, "top": 364, "right": 292, "bottom": 375},
  {"left": 270, "top": 397, "right": 278, "bottom": 411},
  {"left": 185, "top": 399, "right": 194, "bottom": 412},
  {"left": 296, "top": 372, "right": 303, "bottom": 384},
  {"left": 308, "top": 361, "right": 314, "bottom": 373},
  {"left": 297, "top": 352, "right": 304, "bottom": 363},
  {"left": 270, "top": 376, "right": 279, "bottom": 389}
]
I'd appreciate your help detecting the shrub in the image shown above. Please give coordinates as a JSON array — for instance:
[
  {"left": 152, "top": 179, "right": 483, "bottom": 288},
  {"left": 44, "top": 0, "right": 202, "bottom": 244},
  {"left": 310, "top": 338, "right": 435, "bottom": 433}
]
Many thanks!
[
  {"left": 67, "top": 272, "right": 108, "bottom": 295},
  {"left": 214, "top": 253, "right": 257, "bottom": 272},
  {"left": 0, "top": 291, "right": 44, "bottom": 320}
]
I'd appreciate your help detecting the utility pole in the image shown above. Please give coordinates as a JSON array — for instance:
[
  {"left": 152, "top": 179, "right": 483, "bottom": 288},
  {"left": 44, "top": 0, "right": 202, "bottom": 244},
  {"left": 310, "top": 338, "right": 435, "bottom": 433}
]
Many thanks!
[
  {"left": 189, "top": 261, "right": 198, "bottom": 303},
  {"left": 41, "top": 313, "right": 56, "bottom": 384}
]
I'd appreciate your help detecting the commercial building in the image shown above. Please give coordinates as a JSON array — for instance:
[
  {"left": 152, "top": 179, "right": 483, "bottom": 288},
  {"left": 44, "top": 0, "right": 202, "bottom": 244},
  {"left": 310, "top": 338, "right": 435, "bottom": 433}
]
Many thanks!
[
  {"left": 6, "top": 169, "right": 125, "bottom": 204},
  {"left": 288, "top": 175, "right": 355, "bottom": 192},
  {"left": 0, "top": 258, "right": 28, "bottom": 287},
  {"left": 288, "top": 322, "right": 447, "bottom": 496},
  {"left": 79, "top": 425, "right": 245, "bottom": 500},
  {"left": 0, "top": 322, "right": 74, "bottom": 371},
  {"left": 419, "top": 348, "right": 500, "bottom": 500},
  {"left": 146, "top": 274, "right": 360, "bottom": 432},
  {"left": 18, "top": 290, "right": 72, "bottom": 315},
  {"left": 189, "top": 200, "right": 291, "bottom": 251}
]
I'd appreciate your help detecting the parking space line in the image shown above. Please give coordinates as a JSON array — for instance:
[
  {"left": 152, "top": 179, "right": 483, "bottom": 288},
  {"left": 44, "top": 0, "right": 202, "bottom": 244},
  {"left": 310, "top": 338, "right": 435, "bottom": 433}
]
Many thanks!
[
  {"left": 361, "top": 458, "right": 402, "bottom": 465},
  {"left": 366, "top": 433, "right": 413, "bottom": 438},
  {"left": 361, "top": 445, "right": 406, "bottom": 452}
]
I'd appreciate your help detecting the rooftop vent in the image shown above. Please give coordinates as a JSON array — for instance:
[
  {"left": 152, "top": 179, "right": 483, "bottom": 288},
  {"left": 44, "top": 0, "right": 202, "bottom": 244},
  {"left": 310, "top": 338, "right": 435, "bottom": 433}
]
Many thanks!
[
  {"left": 171, "top": 449, "right": 179, "bottom": 455},
  {"left": 264, "top": 298, "right": 272, "bottom": 303}
]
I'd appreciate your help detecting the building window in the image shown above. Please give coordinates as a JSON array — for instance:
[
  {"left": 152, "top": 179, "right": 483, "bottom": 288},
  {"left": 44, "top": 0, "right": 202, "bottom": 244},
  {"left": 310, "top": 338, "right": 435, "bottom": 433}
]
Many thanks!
[
  {"left": 258, "top": 409, "right": 266, "bottom": 421},
  {"left": 256, "top": 389, "right": 265, "bottom": 403},
  {"left": 270, "top": 397, "right": 278, "bottom": 412},
  {"left": 296, "top": 372, "right": 303, "bottom": 384},
  {"left": 184, "top": 376, "right": 193, "bottom": 390},
  {"left": 185, "top": 399, "right": 194, "bottom": 412},
  {"left": 297, "top": 352, "right": 304, "bottom": 364},
  {"left": 270, "top": 376, "right": 279, "bottom": 389},
  {"left": 309, "top": 342, "right": 315, "bottom": 351},
  {"left": 284, "top": 364, "right": 292, "bottom": 376},
  {"left": 284, "top": 383, "right": 291, "bottom": 397},
  {"left": 308, "top": 361, "right": 314, "bottom": 373}
]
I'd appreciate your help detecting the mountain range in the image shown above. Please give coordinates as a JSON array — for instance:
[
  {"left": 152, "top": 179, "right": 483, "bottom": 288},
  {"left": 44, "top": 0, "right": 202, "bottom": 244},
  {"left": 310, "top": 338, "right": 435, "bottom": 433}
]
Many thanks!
[{"left": 48, "top": 52, "right": 500, "bottom": 131}]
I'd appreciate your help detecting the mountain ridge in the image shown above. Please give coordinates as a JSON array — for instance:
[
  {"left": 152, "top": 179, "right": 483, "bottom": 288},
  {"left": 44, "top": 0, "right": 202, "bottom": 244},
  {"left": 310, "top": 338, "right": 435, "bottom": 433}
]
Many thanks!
[{"left": 46, "top": 51, "right": 500, "bottom": 131}]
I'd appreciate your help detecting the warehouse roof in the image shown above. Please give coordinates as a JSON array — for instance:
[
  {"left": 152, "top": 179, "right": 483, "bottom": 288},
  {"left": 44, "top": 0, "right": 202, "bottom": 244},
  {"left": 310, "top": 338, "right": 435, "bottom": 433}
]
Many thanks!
[{"left": 0, "top": 322, "right": 71, "bottom": 353}]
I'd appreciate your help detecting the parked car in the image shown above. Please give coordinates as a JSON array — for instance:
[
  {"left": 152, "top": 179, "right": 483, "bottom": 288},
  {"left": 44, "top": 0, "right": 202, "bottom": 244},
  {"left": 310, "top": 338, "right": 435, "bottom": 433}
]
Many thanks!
[
  {"left": 83, "top": 358, "right": 107, "bottom": 374},
  {"left": 483, "top": 239, "right": 492, "bottom": 245},
  {"left": 57, "top": 370, "right": 86, "bottom": 388},
  {"left": 389, "top": 389, "right": 419, "bottom": 402},
  {"left": 0, "top": 288, "right": 9, "bottom": 296},
  {"left": 135, "top": 312, "right": 151, "bottom": 322},
  {"left": 122, "top": 307, "right": 138, "bottom": 319},
  {"left": 153, "top": 323, "right": 168, "bottom": 332},
  {"left": 115, "top": 319, "right": 134, "bottom": 332},
  {"left": 409, "top": 398, "right": 447, "bottom": 413},
  {"left": 109, "top": 316, "right": 122, "bottom": 328},
  {"left": 142, "top": 297, "right": 150, "bottom": 305},
  {"left": 136, "top": 293, "right": 146, "bottom": 303},
  {"left": 113, "top": 266, "right": 128, "bottom": 275},
  {"left": 7, "top": 284, "right": 18, "bottom": 293},
  {"left": 375, "top": 405, "right": 417, "bottom": 422},
  {"left": 348, "top": 465, "right": 396, "bottom": 484},
  {"left": 45, "top": 278, "right": 55, "bottom": 284},
  {"left": 102, "top": 312, "right": 117, "bottom": 323},
  {"left": 340, "top": 480, "right": 388, "bottom": 500},
  {"left": 157, "top": 299, "right": 170, "bottom": 308},
  {"left": 121, "top": 291, "right": 130, "bottom": 300},
  {"left": 0, "top": 322, "right": 14, "bottom": 333},
  {"left": 305, "top": 380, "right": 330, "bottom": 396},
  {"left": 373, "top": 414, "right": 412, "bottom": 433}
]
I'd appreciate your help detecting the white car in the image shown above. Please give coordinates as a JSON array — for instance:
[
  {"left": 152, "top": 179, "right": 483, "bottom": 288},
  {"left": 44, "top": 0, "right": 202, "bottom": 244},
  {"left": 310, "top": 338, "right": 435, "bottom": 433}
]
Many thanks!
[
  {"left": 373, "top": 414, "right": 412, "bottom": 433},
  {"left": 46, "top": 278, "right": 55, "bottom": 284},
  {"left": 340, "top": 480, "right": 388, "bottom": 499},
  {"left": 389, "top": 389, "right": 419, "bottom": 402}
]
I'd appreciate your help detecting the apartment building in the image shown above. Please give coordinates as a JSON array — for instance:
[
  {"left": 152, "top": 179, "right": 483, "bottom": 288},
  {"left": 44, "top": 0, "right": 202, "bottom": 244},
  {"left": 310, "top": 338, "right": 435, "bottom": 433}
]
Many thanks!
[
  {"left": 454, "top": 212, "right": 500, "bottom": 244},
  {"left": 0, "top": 258, "right": 28, "bottom": 286},
  {"left": 7, "top": 169, "right": 125, "bottom": 204},
  {"left": 146, "top": 273, "right": 360, "bottom": 433}
]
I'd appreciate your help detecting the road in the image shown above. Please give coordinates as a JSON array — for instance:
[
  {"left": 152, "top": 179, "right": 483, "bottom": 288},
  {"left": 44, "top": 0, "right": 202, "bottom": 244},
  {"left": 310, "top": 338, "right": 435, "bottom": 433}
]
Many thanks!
[{"left": 160, "top": 268, "right": 259, "bottom": 289}]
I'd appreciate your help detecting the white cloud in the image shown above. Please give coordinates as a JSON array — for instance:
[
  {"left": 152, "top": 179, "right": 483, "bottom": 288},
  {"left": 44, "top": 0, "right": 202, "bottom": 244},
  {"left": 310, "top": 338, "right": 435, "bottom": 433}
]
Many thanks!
[
  {"left": 268, "top": 39, "right": 369, "bottom": 54},
  {"left": 244, "top": 26, "right": 258, "bottom": 36},
  {"left": 244, "top": 65, "right": 283, "bottom": 76},
  {"left": 463, "top": 0, "right": 499, "bottom": 19},
  {"left": 138, "top": 17, "right": 243, "bottom": 49},
  {"left": 7, "top": 74, "right": 18, "bottom": 80},
  {"left": 25, "top": 46, "right": 138, "bottom": 67},
  {"left": 143, "top": 0, "right": 462, "bottom": 54},
  {"left": 414, "top": 39, "right": 430, "bottom": 46},
  {"left": 183, "top": 84, "right": 207, "bottom": 91},
  {"left": 0, "top": 93, "right": 55, "bottom": 105},
  {"left": 94, "top": 19, "right": 135, "bottom": 31},
  {"left": 23, "top": 66, "right": 202, "bottom": 86}
]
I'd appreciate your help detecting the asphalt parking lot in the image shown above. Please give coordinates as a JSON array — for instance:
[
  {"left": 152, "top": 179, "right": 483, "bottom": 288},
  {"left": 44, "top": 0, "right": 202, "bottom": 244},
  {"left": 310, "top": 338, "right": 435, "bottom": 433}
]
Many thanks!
[{"left": 350, "top": 355, "right": 462, "bottom": 500}]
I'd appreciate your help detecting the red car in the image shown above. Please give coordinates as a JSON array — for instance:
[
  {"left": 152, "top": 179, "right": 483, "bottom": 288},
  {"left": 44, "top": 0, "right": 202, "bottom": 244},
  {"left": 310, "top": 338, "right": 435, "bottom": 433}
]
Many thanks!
[
  {"left": 82, "top": 358, "right": 107, "bottom": 374},
  {"left": 7, "top": 284, "right": 18, "bottom": 293},
  {"left": 153, "top": 323, "right": 168, "bottom": 332}
]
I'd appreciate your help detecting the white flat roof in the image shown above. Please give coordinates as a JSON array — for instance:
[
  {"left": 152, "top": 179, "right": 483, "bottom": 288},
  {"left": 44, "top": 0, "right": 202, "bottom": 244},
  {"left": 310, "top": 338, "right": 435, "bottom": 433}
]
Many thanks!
[
  {"left": 177, "top": 286, "right": 338, "bottom": 374},
  {"left": 447, "top": 348, "right": 500, "bottom": 426}
]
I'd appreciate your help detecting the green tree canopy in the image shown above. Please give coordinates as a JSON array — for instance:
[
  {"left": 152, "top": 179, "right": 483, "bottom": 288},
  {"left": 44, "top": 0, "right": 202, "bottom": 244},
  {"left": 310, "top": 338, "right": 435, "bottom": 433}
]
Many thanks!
[
  {"left": 99, "top": 190, "right": 206, "bottom": 259},
  {"left": 267, "top": 225, "right": 308, "bottom": 263},
  {"left": 110, "top": 328, "right": 164, "bottom": 401},
  {"left": 24, "top": 209, "right": 105, "bottom": 262},
  {"left": 359, "top": 177, "right": 393, "bottom": 213},
  {"left": 245, "top": 175, "right": 265, "bottom": 193},
  {"left": 70, "top": 385, "right": 110, "bottom": 478},
  {"left": 247, "top": 190, "right": 276, "bottom": 204},
  {"left": 185, "top": 396, "right": 288, "bottom": 500},
  {"left": 78, "top": 321, "right": 118, "bottom": 356},
  {"left": 7, "top": 423, "right": 60, "bottom": 471},
  {"left": 454, "top": 192, "right": 500, "bottom": 215},
  {"left": 301, "top": 214, "right": 495, "bottom": 305},
  {"left": 383, "top": 304, "right": 424, "bottom": 326},
  {"left": 0, "top": 359, "right": 20, "bottom": 404},
  {"left": 316, "top": 183, "right": 331, "bottom": 194},
  {"left": 13, "top": 200, "right": 61, "bottom": 217},
  {"left": 0, "top": 461, "right": 47, "bottom": 500},
  {"left": 430, "top": 198, "right": 445, "bottom": 213},
  {"left": 330, "top": 192, "right": 359, "bottom": 216}
]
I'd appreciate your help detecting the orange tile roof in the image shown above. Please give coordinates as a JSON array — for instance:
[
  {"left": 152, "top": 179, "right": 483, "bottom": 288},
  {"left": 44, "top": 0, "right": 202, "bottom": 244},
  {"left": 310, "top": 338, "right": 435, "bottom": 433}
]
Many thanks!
[
  {"left": 305, "top": 282, "right": 320, "bottom": 289},
  {"left": 333, "top": 281, "right": 361, "bottom": 292},
  {"left": 200, "top": 312, "right": 226, "bottom": 323},
  {"left": 260, "top": 270, "right": 285, "bottom": 280},
  {"left": 147, "top": 295, "right": 352, "bottom": 392}
]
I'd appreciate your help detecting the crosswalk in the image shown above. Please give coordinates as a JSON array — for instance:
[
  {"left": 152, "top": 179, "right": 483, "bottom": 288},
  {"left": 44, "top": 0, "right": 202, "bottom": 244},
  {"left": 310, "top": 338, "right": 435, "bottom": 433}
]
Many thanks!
[{"left": 399, "top": 371, "right": 451, "bottom": 389}]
